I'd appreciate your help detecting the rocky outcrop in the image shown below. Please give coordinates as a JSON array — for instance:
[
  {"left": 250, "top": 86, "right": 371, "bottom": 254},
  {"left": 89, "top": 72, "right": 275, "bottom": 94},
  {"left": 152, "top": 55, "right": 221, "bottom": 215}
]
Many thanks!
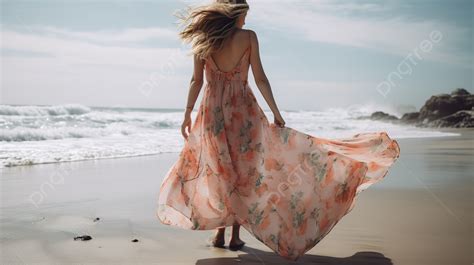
[
  {"left": 418, "top": 88, "right": 474, "bottom": 123},
  {"left": 368, "top": 88, "right": 473, "bottom": 128},
  {"left": 400, "top": 112, "right": 420, "bottom": 123},
  {"left": 370, "top": 111, "right": 399, "bottom": 121},
  {"left": 430, "top": 110, "right": 474, "bottom": 128}
]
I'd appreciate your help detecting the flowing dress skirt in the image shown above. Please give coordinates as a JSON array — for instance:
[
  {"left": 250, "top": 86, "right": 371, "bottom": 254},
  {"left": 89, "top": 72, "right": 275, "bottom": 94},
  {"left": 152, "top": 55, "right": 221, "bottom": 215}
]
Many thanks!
[{"left": 157, "top": 75, "right": 400, "bottom": 260}]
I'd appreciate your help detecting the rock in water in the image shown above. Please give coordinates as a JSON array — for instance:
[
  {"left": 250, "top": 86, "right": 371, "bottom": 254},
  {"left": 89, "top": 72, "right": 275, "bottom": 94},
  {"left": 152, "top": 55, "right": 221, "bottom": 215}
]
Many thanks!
[
  {"left": 430, "top": 110, "right": 474, "bottom": 128},
  {"left": 131, "top": 239, "right": 139, "bottom": 243},
  {"left": 418, "top": 88, "right": 473, "bottom": 123},
  {"left": 401, "top": 112, "right": 420, "bottom": 124},
  {"left": 370, "top": 111, "right": 399, "bottom": 121},
  {"left": 368, "top": 89, "right": 473, "bottom": 128}
]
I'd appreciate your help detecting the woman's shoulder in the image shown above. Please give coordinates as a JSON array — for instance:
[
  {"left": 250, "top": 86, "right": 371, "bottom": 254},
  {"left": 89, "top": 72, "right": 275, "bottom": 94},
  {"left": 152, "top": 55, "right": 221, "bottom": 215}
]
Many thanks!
[
  {"left": 234, "top": 29, "right": 257, "bottom": 44},
  {"left": 232, "top": 28, "right": 255, "bottom": 37},
  {"left": 237, "top": 28, "right": 257, "bottom": 37}
]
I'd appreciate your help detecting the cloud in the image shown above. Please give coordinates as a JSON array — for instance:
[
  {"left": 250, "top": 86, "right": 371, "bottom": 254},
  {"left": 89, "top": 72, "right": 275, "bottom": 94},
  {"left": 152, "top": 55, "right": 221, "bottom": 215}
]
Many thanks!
[
  {"left": 1, "top": 26, "right": 188, "bottom": 71},
  {"left": 1, "top": 25, "right": 192, "bottom": 107},
  {"left": 1, "top": 1, "right": 471, "bottom": 109},
  {"left": 28, "top": 25, "right": 179, "bottom": 43},
  {"left": 268, "top": 78, "right": 377, "bottom": 110},
  {"left": 247, "top": 0, "right": 471, "bottom": 67}
]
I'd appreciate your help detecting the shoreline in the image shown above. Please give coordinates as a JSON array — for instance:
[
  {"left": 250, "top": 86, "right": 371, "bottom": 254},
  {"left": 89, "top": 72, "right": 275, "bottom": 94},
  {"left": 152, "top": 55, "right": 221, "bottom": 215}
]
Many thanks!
[{"left": 1, "top": 127, "right": 469, "bottom": 170}]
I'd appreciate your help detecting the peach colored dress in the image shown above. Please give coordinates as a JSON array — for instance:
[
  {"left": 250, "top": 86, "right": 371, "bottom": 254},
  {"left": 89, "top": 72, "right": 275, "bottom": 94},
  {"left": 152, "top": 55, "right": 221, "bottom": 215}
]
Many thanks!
[{"left": 157, "top": 45, "right": 401, "bottom": 260}]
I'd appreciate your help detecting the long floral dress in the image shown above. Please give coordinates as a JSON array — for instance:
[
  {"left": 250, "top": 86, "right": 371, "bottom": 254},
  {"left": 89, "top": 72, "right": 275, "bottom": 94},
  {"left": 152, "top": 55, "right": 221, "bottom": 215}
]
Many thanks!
[{"left": 157, "top": 46, "right": 401, "bottom": 260}]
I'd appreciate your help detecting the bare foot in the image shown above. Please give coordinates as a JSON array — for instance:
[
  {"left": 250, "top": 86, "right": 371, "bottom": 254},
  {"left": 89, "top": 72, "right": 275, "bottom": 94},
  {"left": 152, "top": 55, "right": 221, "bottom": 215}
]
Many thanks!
[
  {"left": 212, "top": 228, "right": 225, "bottom": 248},
  {"left": 229, "top": 237, "right": 246, "bottom": 251}
]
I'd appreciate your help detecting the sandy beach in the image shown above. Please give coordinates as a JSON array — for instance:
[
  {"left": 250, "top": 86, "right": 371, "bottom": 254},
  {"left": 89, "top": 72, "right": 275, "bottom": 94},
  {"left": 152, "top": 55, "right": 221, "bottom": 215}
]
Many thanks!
[{"left": 1, "top": 130, "right": 472, "bottom": 265}]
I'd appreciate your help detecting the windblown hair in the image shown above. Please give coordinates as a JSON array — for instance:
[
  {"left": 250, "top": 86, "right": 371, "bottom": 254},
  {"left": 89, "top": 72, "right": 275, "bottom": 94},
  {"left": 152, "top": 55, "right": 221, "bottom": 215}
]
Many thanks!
[{"left": 177, "top": 0, "right": 249, "bottom": 60}]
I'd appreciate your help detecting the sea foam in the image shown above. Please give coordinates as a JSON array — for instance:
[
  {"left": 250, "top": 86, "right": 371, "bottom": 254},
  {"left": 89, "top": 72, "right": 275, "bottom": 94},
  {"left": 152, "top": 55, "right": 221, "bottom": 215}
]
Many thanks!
[{"left": 0, "top": 104, "right": 459, "bottom": 168}]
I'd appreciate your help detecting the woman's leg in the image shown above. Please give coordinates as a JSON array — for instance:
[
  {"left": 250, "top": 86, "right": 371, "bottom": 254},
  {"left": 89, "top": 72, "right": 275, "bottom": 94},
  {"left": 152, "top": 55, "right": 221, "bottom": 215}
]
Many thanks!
[
  {"left": 229, "top": 224, "right": 245, "bottom": 250},
  {"left": 212, "top": 227, "right": 226, "bottom": 248}
]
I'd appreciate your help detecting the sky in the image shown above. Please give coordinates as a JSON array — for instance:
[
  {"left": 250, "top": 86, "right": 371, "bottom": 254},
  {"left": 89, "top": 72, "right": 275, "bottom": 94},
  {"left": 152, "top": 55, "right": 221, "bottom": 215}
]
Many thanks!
[{"left": 1, "top": 0, "right": 473, "bottom": 112}]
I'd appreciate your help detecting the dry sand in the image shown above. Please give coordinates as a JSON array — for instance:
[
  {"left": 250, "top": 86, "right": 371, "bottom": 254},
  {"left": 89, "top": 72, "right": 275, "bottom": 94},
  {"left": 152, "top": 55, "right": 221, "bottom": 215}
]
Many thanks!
[{"left": 1, "top": 130, "right": 473, "bottom": 265}]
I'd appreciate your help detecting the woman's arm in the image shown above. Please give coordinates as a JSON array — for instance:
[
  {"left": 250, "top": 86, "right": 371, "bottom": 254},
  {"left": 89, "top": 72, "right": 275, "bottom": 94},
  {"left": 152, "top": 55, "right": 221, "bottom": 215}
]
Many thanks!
[
  {"left": 181, "top": 54, "right": 205, "bottom": 139},
  {"left": 248, "top": 30, "right": 285, "bottom": 127}
]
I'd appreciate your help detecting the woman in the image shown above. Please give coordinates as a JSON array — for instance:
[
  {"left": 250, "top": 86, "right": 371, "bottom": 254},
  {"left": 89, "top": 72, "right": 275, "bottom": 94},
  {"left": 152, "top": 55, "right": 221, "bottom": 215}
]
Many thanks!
[{"left": 157, "top": 0, "right": 400, "bottom": 261}]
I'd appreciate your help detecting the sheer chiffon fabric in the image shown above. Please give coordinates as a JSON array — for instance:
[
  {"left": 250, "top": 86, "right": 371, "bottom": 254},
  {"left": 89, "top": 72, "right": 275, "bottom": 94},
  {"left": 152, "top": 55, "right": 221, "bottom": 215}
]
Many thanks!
[{"left": 157, "top": 46, "right": 400, "bottom": 260}]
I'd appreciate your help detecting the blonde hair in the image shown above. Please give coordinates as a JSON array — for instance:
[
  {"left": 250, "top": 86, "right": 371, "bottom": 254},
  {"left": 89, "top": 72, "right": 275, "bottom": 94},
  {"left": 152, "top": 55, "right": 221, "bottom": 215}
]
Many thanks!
[{"left": 177, "top": 0, "right": 249, "bottom": 60}]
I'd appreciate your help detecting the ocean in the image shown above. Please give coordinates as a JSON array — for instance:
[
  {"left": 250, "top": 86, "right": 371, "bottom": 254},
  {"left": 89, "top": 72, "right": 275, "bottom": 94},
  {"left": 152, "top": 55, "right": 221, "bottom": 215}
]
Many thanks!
[{"left": 0, "top": 104, "right": 458, "bottom": 168}]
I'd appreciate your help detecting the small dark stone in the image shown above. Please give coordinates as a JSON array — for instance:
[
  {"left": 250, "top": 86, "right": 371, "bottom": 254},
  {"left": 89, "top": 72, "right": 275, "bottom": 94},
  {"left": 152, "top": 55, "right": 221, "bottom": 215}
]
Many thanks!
[
  {"left": 131, "top": 239, "right": 139, "bottom": 243},
  {"left": 74, "top": 235, "right": 92, "bottom": 241}
]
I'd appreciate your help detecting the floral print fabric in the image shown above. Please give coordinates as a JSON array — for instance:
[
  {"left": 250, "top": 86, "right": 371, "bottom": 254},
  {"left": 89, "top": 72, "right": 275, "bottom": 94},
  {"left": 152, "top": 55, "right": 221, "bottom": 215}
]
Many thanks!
[{"left": 157, "top": 49, "right": 401, "bottom": 260}]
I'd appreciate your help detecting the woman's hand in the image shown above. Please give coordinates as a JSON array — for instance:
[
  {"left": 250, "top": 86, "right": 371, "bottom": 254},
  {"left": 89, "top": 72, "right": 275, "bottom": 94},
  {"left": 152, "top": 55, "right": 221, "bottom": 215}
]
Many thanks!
[
  {"left": 274, "top": 112, "right": 286, "bottom": 128},
  {"left": 181, "top": 112, "right": 192, "bottom": 139}
]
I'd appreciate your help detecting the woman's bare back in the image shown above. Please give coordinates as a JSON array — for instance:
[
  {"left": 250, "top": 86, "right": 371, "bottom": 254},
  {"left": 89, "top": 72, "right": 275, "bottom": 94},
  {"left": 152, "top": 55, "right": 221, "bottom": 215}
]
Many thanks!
[{"left": 210, "top": 29, "right": 251, "bottom": 73}]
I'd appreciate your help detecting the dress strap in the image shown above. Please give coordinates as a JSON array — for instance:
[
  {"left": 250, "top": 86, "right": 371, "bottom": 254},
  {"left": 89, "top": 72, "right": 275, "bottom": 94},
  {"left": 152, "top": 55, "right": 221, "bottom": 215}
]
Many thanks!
[{"left": 247, "top": 30, "right": 251, "bottom": 57}]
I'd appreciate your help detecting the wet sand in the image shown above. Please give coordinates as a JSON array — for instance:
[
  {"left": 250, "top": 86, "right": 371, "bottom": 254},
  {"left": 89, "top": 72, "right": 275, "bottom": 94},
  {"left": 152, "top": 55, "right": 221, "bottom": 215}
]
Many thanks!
[{"left": 1, "top": 130, "right": 473, "bottom": 265}]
